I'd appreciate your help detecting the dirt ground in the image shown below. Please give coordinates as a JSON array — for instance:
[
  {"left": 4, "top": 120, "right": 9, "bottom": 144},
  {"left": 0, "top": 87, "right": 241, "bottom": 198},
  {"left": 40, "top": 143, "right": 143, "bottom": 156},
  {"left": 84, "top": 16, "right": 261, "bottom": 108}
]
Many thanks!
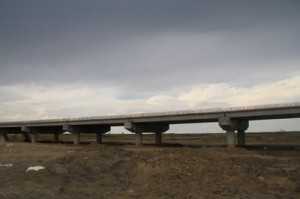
[{"left": 0, "top": 133, "right": 300, "bottom": 199}]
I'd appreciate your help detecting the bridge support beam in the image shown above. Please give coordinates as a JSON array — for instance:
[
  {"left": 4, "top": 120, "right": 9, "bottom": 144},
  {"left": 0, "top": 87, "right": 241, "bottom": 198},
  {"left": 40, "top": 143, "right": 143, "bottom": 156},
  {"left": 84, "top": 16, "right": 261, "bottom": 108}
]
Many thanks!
[
  {"left": 125, "top": 122, "right": 169, "bottom": 146},
  {"left": 219, "top": 117, "right": 249, "bottom": 147}
]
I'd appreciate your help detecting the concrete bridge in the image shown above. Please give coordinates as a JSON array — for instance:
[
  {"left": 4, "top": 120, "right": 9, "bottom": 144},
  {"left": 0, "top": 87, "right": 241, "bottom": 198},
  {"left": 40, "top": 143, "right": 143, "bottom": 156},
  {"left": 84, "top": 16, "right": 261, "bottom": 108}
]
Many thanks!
[{"left": 0, "top": 103, "right": 300, "bottom": 147}]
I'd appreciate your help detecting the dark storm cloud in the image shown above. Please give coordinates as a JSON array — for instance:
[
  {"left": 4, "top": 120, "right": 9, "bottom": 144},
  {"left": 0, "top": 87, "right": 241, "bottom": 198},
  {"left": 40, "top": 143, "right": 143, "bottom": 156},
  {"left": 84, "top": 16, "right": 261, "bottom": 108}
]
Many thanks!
[
  {"left": 0, "top": 0, "right": 300, "bottom": 95},
  {"left": 1, "top": 0, "right": 300, "bottom": 132}
]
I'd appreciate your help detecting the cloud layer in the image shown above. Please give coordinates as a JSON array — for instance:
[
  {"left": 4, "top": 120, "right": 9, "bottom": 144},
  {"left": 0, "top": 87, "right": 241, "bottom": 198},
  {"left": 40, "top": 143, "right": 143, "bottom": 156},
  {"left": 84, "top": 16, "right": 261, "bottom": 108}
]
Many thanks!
[
  {"left": 1, "top": 0, "right": 300, "bottom": 132},
  {"left": 1, "top": 74, "right": 299, "bottom": 122}
]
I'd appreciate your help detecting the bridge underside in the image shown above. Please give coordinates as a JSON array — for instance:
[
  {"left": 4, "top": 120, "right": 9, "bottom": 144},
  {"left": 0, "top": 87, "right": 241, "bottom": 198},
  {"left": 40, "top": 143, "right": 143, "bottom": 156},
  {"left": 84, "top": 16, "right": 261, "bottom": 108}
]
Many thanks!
[{"left": 0, "top": 119, "right": 250, "bottom": 147}]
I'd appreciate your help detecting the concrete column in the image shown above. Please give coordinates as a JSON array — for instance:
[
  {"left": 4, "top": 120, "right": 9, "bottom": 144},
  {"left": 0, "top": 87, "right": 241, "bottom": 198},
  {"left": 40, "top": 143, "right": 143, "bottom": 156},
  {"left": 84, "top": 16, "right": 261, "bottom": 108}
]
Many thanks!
[
  {"left": 237, "top": 130, "right": 245, "bottom": 146},
  {"left": 73, "top": 132, "right": 80, "bottom": 145},
  {"left": 0, "top": 132, "right": 8, "bottom": 144},
  {"left": 125, "top": 122, "right": 169, "bottom": 146},
  {"left": 4, "top": 133, "right": 9, "bottom": 142},
  {"left": 96, "top": 133, "right": 102, "bottom": 144},
  {"left": 54, "top": 133, "right": 60, "bottom": 143},
  {"left": 136, "top": 133, "right": 143, "bottom": 146},
  {"left": 30, "top": 133, "right": 39, "bottom": 143},
  {"left": 23, "top": 132, "right": 31, "bottom": 142},
  {"left": 155, "top": 132, "right": 162, "bottom": 145},
  {"left": 219, "top": 117, "right": 249, "bottom": 148},
  {"left": 226, "top": 130, "right": 236, "bottom": 147}
]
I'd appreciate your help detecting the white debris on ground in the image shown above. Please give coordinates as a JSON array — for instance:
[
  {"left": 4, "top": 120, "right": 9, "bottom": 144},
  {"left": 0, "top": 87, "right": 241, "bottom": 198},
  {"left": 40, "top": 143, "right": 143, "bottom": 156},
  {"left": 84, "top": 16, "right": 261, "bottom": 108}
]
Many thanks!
[
  {"left": 63, "top": 132, "right": 71, "bottom": 135},
  {"left": 0, "top": 163, "right": 13, "bottom": 168},
  {"left": 26, "top": 166, "right": 46, "bottom": 172}
]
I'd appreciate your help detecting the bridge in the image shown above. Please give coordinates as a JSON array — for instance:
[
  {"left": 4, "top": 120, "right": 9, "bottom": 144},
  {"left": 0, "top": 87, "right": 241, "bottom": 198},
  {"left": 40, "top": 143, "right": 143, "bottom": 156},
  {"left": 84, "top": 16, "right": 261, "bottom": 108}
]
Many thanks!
[{"left": 0, "top": 103, "right": 300, "bottom": 146}]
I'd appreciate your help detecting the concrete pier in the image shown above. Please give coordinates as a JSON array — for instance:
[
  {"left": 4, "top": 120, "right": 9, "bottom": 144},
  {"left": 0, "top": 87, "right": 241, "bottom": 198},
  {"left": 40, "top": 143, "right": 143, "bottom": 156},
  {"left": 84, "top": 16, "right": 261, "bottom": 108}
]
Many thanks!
[
  {"left": 155, "top": 132, "right": 162, "bottom": 145},
  {"left": 0, "top": 132, "right": 8, "bottom": 143},
  {"left": 63, "top": 125, "right": 80, "bottom": 144},
  {"left": 23, "top": 132, "right": 31, "bottom": 142},
  {"left": 54, "top": 133, "right": 60, "bottom": 143},
  {"left": 21, "top": 126, "right": 64, "bottom": 144},
  {"left": 29, "top": 133, "right": 38, "bottom": 143},
  {"left": 219, "top": 117, "right": 249, "bottom": 147},
  {"left": 236, "top": 120, "right": 249, "bottom": 146},
  {"left": 73, "top": 132, "right": 80, "bottom": 145},
  {"left": 125, "top": 122, "right": 169, "bottom": 146},
  {"left": 136, "top": 133, "right": 143, "bottom": 146},
  {"left": 21, "top": 126, "right": 37, "bottom": 143},
  {"left": 96, "top": 133, "right": 102, "bottom": 144},
  {"left": 237, "top": 130, "right": 245, "bottom": 146},
  {"left": 226, "top": 131, "right": 236, "bottom": 147},
  {"left": 63, "top": 125, "right": 81, "bottom": 144},
  {"left": 63, "top": 124, "right": 110, "bottom": 145},
  {"left": 0, "top": 134, "right": 5, "bottom": 144}
]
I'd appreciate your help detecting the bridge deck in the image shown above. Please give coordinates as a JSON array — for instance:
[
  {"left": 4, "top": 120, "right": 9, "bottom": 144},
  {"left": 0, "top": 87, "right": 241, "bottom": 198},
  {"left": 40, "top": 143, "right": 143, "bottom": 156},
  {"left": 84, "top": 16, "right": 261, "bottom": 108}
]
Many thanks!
[{"left": 0, "top": 103, "right": 300, "bottom": 128}]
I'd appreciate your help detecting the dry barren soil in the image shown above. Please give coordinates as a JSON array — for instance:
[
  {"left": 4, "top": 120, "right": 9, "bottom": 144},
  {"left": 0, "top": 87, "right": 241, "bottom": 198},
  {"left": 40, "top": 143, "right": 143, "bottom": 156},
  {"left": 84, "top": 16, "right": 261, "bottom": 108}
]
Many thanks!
[{"left": 0, "top": 133, "right": 299, "bottom": 199}]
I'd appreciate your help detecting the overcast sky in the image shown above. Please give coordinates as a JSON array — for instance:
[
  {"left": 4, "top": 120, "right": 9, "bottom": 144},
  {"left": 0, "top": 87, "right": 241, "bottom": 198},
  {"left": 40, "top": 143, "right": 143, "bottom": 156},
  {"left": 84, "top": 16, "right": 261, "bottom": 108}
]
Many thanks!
[{"left": 1, "top": 0, "right": 300, "bottom": 132}]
